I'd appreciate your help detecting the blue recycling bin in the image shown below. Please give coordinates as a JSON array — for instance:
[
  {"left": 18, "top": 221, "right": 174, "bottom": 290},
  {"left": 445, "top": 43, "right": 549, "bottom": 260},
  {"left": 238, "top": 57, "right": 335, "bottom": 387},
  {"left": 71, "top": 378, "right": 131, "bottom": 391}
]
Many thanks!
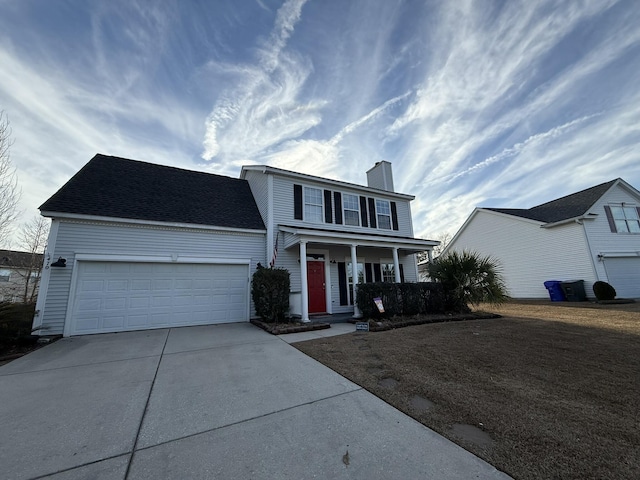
[{"left": 544, "top": 280, "right": 566, "bottom": 301}]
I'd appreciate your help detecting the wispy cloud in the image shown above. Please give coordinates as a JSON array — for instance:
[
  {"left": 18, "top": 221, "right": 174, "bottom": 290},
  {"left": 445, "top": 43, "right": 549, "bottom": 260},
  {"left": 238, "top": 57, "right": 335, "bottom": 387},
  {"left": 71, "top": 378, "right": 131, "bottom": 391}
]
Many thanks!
[{"left": 1, "top": 0, "right": 639, "bottom": 249}]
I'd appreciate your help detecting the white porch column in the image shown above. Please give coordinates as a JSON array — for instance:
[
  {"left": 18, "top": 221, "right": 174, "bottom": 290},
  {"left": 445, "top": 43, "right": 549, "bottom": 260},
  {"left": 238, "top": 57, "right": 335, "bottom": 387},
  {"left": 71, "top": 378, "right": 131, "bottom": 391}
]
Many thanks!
[
  {"left": 350, "top": 244, "right": 362, "bottom": 318},
  {"left": 427, "top": 250, "right": 433, "bottom": 262},
  {"left": 300, "top": 241, "right": 310, "bottom": 323},
  {"left": 392, "top": 247, "right": 401, "bottom": 283}
]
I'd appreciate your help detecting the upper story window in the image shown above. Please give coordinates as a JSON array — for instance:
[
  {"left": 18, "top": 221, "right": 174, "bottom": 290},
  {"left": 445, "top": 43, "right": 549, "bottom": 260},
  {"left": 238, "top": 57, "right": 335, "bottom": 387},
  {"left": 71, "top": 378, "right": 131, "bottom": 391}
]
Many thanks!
[
  {"left": 343, "top": 194, "right": 360, "bottom": 226},
  {"left": 304, "top": 187, "right": 324, "bottom": 223},
  {"left": 611, "top": 205, "right": 640, "bottom": 233},
  {"left": 376, "top": 199, "right": 392, "bottom": 229}
]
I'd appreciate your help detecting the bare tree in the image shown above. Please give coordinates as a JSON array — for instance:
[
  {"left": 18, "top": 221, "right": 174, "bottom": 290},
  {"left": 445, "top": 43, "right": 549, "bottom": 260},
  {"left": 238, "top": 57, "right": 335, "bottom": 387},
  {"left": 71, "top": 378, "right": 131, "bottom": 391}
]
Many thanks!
[
  {"left": 432, "top": 231, "right": 452, "bottom": 258},
  {"left": 0, "top": 111, "right": 21, "bottom": 247},
  {"left": 417, "top": 231, "right": 453, "bottom": 263},
  {"left": 15, "top": 216, "right": 49, "bottom": 303}
]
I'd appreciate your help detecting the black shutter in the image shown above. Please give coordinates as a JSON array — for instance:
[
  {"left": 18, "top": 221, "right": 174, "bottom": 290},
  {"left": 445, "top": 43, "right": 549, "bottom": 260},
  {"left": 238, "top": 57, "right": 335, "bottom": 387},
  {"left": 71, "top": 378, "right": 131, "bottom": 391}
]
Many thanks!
[
  {"left": 334, "top": 192, "right": 343, "bottom": 224},
  {"left": 338, "top": 262, "right": 348, "bottom": 305},
  {"left": 324, "top": 190, "right": 333, "bottom": 223},
  {"left": 294, "top": 184, "right": 303, "bottom": 220},
  {"left": 368, "top": 198, "right": 377, "bottom": 228},
  {"left": 399, "top": 264, "right": 405, "bottom": 283},
  {"left": 365, "top": 263, "right": 373, "bottom": 283},
  {"left": 603, "top": 206, "right": 617, "bottom": 233},
  {"left": 359, "top": 196, "right": 368, "bottom": 227},
  {"left": 391, "top": 201, "right": 399, "bottom": 230},
  {"left": 373, "top": 263, "right": 382, "bottom": 282}
]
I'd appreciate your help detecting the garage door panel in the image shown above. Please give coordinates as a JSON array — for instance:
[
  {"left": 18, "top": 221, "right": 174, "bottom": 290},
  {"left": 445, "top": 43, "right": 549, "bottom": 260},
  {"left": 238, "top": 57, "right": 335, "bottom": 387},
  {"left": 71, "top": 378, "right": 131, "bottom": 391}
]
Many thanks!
[
  {"left": 70, "top": 261, "right": 249, "bottom": 335},
  {"left": 605, "top": 257, "right": 640, "bottom": 298},
  {"left": 132, "top": 280, "right": 152, "bottom": 291}
]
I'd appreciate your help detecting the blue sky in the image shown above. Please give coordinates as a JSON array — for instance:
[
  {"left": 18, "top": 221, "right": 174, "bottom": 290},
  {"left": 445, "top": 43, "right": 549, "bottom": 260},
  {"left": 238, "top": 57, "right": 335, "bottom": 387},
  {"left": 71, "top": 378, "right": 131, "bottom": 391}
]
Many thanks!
[{"left": 1, "top": 0, "right": 639, "bottom": 243}]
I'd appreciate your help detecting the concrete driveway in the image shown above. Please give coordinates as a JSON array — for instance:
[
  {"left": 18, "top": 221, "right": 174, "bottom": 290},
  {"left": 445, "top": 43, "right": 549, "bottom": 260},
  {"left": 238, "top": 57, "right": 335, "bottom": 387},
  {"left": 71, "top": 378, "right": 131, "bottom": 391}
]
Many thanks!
[{"left": 0, "top": 323, "right": 510, "bottom": 480}]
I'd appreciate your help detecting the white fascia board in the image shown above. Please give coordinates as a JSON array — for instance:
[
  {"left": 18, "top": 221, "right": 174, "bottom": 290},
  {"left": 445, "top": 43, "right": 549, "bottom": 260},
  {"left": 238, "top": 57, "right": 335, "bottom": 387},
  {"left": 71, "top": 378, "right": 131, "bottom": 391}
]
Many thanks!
[
  {"left": 74, "top": 253, "right": 251, "bottom": 264},
  {"left": 598, "top": 251, "right": 640, "bottom": 258},
  {"left": 40, "top": 211, "right": 266, "bottom": 235},
  {"left": 541, "top": 214, "right": 598, "bottom": 229},
  {"left": 241, "top": 165, "right": 415, "bottom": 200},
  {"left": 279, "top": 225, "right": 438, "bottom": 250}
]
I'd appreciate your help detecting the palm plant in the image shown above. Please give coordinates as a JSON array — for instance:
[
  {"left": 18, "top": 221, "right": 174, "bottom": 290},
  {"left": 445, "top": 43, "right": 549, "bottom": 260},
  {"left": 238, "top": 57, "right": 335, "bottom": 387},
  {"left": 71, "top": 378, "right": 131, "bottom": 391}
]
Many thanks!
[{"left": 426, "top": 250, "right": 509, "bottom": 309}]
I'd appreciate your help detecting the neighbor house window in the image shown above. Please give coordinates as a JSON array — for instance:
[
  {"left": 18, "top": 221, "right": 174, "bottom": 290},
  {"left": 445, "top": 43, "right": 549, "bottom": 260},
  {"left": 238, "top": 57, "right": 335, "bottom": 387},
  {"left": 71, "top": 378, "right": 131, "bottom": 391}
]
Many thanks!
[
  {"left": 343, "top": 193, "right": 360, "bottom": 226},
  {"left": 381, "top": 263, "right": 395, "bottom": 283},
  {"left": 376, "top": 199, "right": 392, "bottom": 229},
  {"left": 304, "top": 187, "right": 324, "bottom": 223},
  {"left": 0, "top": 269, "right": 10, "bottom": 282},
  {"left": 611, "top": 205, "right": 640, "bottom": 233}
]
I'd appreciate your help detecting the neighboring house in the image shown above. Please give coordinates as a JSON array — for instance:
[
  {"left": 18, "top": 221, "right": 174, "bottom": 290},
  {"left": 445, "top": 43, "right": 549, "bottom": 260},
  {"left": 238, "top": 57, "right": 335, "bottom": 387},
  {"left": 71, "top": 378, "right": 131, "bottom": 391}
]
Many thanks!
[
  {"left": 443, "top": 178, "right": 640, "bottom": 299},
  {"left": 33, "top": 154, "right": 437, "bottom": 336},
  {"left": 0, "top": 250, "right": 44, "bottom": 303}
]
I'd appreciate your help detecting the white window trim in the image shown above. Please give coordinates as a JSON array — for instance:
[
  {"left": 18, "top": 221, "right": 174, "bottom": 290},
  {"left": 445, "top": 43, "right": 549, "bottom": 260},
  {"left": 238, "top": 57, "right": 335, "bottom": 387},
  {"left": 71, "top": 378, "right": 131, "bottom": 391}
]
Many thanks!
[
  {"left": 375, "top": 199, "right": 392, "bottom": 230},
  {"left": 379, "top": 258, "right": 395, "bottom": 283},
  {"left": 303, "top": 186, "right": 324, "bottom": 224},
  {"left": 610, "top": 204, "right": 640, "bottom": 234},
  {"left": 342, "top": 193, "right": 360, "bottom": 227}
]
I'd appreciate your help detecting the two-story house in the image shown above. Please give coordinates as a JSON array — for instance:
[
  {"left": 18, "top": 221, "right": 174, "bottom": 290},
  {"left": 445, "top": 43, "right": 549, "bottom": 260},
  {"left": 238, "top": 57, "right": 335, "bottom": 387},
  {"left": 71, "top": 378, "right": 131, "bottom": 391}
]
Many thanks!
[
  {"left": 0, "top": 249, "right": 44, "bottom": 303},
  {"left": 32, "top": 154, "right": 437, "bottom": 336},
  {"left": 443, "top": 178, "right": 640, "bottom": 299}
]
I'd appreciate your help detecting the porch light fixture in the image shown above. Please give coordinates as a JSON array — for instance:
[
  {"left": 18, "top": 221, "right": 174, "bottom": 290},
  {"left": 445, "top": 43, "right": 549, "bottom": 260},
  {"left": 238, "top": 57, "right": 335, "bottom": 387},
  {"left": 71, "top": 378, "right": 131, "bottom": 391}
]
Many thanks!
[{"left": 51, "top": 257, "right": 67, "bottom": 268}]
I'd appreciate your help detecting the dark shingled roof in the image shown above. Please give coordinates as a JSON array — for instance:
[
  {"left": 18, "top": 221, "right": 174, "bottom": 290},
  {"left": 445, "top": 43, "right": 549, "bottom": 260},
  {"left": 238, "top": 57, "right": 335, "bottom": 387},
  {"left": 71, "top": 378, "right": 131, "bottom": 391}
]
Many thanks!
[
  {"left": 40, "top": 154, "right": 265, "bottom": 230},
  {"left": 0, "top": 250, "right": 44, "bottom": 269},
  {"left": 485, "top": 179, "right": 618, "bottom": 223}
]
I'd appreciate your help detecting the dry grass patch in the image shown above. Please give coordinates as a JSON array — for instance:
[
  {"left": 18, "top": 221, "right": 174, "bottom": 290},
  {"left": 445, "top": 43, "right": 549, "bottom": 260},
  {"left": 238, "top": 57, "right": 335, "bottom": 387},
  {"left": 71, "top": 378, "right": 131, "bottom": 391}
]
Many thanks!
[{"left": 294, "top": 301, "right": 640, "bottom": 480}]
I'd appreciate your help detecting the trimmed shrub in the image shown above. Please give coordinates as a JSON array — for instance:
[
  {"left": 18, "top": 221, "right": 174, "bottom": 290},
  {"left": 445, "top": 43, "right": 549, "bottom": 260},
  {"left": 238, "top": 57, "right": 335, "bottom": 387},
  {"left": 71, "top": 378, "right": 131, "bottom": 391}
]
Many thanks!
[
  {"left": 251, "top": 267, "right": 290, "bottom": 323},
  {"left": 355, "top": 282, "right": 457, "bottom": 318},
  {"left": 593, "top": 281, "right": 616, "bottom": 301},
  {"left": 0, "top": 302, "right": 36, "bottom": 344}
]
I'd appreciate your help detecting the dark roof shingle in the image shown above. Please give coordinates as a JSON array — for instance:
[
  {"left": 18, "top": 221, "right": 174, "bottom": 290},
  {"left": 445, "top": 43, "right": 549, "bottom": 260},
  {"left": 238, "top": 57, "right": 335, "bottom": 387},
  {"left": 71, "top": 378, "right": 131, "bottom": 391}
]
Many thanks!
[
  {"left": 0, "top": 250, "right": 43, "bottom": 269},
  {"left": 485, "top": 179, "right": 618, "bottom": 223},
  {"left": 40, "top": 154, "right": 265, "bottom": 230}
]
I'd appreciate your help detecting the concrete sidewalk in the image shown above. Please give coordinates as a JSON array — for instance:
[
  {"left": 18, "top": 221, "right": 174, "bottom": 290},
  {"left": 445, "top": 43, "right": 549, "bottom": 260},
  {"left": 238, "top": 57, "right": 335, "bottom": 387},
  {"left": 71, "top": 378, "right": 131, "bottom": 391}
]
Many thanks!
[{"left": 0, "top": 323, "right": 511, "bottom": 479}]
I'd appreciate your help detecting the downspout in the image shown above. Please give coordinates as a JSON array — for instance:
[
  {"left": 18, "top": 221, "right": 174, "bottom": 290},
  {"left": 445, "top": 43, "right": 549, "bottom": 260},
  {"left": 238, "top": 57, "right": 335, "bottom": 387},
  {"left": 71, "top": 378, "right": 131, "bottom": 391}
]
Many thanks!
[
  {"left": 581, "top": 220, "right": 599, "bottom": 284},
  {"left": 32, "top": 218, "right": 60, "bottom": 335},
  {"left": 267, "top": 173, "right": 274, "bottom": 266}
]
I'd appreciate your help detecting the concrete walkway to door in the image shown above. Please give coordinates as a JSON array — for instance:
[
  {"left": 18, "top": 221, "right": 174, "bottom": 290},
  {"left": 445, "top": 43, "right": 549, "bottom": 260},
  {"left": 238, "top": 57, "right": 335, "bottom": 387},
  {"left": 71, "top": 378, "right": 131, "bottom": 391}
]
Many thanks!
[{"left": 0, "top": 323, "right": 511, "bottom": 479}]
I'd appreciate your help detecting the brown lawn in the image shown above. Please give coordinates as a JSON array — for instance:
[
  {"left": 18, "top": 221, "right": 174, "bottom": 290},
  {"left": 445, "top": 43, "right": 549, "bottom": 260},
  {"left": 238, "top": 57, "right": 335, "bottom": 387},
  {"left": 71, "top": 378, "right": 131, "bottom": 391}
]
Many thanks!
[{"left": 294, "top": 300, "right": 640, "bottom": 480}]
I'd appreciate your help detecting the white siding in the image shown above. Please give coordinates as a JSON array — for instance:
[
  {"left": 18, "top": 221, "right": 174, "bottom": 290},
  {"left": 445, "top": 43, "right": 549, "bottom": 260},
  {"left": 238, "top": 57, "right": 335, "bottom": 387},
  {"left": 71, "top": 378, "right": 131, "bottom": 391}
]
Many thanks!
[
  {"left": 271, "top": 175, "right": 414, "bottom": 237},
  {"left": 38, "top": 220, "right": 265, "bottom": 335},
  {"left": 583, "top": 184, "right": 640, "bottom": 295},
  {"left": 244, "top": 169, "right": 269, "bottom": 226},
  {"left": 448, "top": 210, "right": 596, "bottom": 298}
]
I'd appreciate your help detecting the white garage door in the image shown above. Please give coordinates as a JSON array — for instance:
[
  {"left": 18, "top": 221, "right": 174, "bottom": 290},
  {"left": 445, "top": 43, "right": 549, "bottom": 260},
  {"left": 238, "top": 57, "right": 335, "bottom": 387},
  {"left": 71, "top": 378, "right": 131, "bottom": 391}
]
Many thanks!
[
  {"left": 604, "top": 257, "right": 640, "bottom": 299},
  {"left": 69, "top": 262, "right": 249, "bottom": 335}
]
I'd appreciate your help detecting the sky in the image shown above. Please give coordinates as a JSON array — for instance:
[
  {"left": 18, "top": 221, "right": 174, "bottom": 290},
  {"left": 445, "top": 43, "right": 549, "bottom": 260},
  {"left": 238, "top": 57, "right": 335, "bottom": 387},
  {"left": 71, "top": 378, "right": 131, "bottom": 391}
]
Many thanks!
[{"left": 1, "top": 0, "right": 639, "bottom": 245}]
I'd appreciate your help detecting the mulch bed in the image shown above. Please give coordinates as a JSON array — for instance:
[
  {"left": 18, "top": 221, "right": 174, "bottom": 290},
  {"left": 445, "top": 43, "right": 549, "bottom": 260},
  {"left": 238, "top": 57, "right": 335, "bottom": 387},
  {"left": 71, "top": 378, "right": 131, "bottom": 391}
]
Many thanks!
[
  {"left": 250, "top": 319, "right": 330, "bottom": 335},
  {"left": 358, "top": 311, "right": 501, "bottom": 331}
]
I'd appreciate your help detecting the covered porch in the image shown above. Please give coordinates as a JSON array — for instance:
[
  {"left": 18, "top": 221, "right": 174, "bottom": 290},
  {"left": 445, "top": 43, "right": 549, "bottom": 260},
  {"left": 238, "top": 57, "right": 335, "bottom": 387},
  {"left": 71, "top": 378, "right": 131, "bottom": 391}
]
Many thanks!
[{"left": 278, "top": 225, "right": 438, "bottom": 322}]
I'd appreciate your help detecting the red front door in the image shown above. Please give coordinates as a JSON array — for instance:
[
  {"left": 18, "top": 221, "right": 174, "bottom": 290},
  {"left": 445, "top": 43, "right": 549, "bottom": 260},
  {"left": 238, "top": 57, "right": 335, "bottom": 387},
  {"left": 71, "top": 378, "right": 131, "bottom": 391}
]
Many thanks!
[{"left": 307, "top": 261, "right": 326, "bottom": 313}]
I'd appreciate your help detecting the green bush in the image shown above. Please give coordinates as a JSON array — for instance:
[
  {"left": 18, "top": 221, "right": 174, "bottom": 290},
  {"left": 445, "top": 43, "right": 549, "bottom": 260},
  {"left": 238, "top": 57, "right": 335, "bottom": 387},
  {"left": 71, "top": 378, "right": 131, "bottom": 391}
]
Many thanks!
[
  {"left": 592, "top": 281, "right": 616, "bottom": 301},
  {"left": 355, "top": 282, "right": 455, "bottom": 318},
  {"left": 426, "top": 251, "right": 509, "bottom": 309},
  {"left": 251, "top": 267, "right": 290, "bottom": 323},
  {"left": 0, "top": 302, "right": 36, "bottom": 344}
]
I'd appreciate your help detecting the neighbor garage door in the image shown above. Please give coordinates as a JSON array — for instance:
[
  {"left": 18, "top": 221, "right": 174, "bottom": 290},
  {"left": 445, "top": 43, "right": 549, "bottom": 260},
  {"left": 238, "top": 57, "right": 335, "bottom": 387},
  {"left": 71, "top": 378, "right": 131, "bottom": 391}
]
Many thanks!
[
  {"left": 604, "top": 257, "right": 640, "bottom": 299},
  {"left": 69, "top": 262, "right": 249, "bottom": 335}
]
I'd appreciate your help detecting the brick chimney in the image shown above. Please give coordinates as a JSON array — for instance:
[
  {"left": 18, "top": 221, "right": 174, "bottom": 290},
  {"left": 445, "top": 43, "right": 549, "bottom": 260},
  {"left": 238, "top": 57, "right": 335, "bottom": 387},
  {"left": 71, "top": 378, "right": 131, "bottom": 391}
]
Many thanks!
[{"left": 366, "top": 161, "right": 394, "bottom": 192}]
